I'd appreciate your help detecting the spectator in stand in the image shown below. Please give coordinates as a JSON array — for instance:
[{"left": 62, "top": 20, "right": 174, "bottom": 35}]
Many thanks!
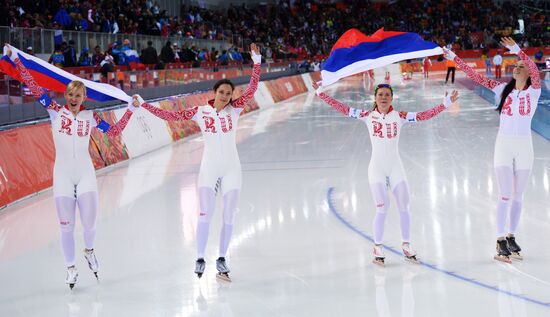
[
  {"left": 218, "top": 50, "right": 229, "bottom": 65},
  {"left": 178, "top": 43, "right": 195, "bottom": 63},
  {"left": 26, "top": 46, "right": 35, "bottom": 56},
  {"left": 99, "top": 53, "right": 115, "bottom": 79},
  {"left": 197, "top": 48, "right": 209, "bottom": 61},
  {"left": 160, "top": 41, "right": 175, "bottom": 64},
  {"left": 173, "top": 43, "right": 181, "bottom": 62},
  {"left": 312, "top": 60, "right": 321, "bottom": 71},
  {"left": 141, "top": 40, "right": 159, "bottom": 66},
  {"left": 111, "top": 41, "right": 128, "bottom": 66},
  {"left": 91, "top": 46, "right": 104, "bottom": 66},
  {"left": 48, "top": 45, "right": 65, "bottom": 68},
  {"left": 78, "top": 48, "right": 92, "bottom": 66},
  {"left": 230, "top": 48, "right": 243, "bottom": 62},
  {"left": 63, "top": 40, "right": 77, "bottom": 68}
]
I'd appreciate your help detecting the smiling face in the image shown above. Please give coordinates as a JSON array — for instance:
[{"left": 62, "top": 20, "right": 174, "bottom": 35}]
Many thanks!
[
  {"left": 213, "top": 84, "right": 234, "bottom": 108},
  {"left": 374, "top": 87, "right": 393, "bottom": 113},
  {"left": 64, "top": 81, "right": 86, "bottom": 114}
]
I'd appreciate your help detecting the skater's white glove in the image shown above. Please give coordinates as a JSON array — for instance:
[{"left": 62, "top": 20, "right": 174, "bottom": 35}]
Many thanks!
[
  {"left": 442, "top": 47, "right": 456, "bottom": 60},
  {"left": 312, "top": 81, "right": 323, "bottom": 95},
  {"left": 443, "top": 90, "right": 459, "bottom": 108},
  {"left": 506, "top": 43, "right": 521, "bottom": 55},
  {"left": 128, "top": 94, "right": 144, "bottom": 112},
  {"left": 251, "top": 50, "right": 262, "bottom": 65},
  {"left": 3, "top": 44, "right": 17, "bottom": 61}
]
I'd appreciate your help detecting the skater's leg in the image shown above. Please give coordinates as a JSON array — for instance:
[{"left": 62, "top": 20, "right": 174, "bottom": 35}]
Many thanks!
[
  {"left": 371, "top": 183, "right": 390, "bottom": 245},
  {"left": 77, "top": 191, "right": 100, "bottom": 273},
  {"left": 56, "top": 196, "right": 77, "bottom": 267},
  {"left": 77, "top": 191, "right": 98, "bottom": 250},
  {"left": 197, "top": 186, "right": 216, "bottom": 259},
  {"left": 495, "top": 166, "right": 513, "bottom": 238},
  {"left": 509, "top": 169, "right": 531, "bottom": 235},
  {"left": 392, "top": 181, "right": 411, "bottom": 243},
  {"left": 219, "top": 189, "right": 239, "bottom": 258}
]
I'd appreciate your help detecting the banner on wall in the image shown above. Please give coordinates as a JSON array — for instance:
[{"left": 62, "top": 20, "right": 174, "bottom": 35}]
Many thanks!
[{"left": 0, "top": 124, "right": 55, "bottom": 206}]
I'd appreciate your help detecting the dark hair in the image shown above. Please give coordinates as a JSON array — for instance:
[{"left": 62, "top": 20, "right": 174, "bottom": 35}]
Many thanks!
[
  {"left": 147, "top": 40, "right": 153, "bottom": 46},
  {"left": 213, "top": 79, "right": 234, "bottom": 92},
  {"left": 496, "top": 77, "right": 531, "bottom": 113},
  {"left": 375, "top": 83, "right": 393, "bottom": 96}
]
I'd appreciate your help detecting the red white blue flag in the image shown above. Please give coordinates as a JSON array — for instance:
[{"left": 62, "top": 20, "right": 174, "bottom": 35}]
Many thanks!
[
  {"left": 1, "top": 44, "right": 131, "bottom": 102},
  {"left": 321, "top": 28, "right": 442, "bottom": 86}
]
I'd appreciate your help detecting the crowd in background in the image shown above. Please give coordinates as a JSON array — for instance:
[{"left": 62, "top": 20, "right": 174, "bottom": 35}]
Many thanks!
[{"left": 2, "top": 0, "right": 548, "bottom": 70}]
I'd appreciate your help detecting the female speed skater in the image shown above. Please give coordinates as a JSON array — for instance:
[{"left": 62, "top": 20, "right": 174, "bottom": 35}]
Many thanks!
[
  {"left": 136, "top": 43, "right": 262, "bottom": 281},
  {"left": 443, "top": 37, "right": 542, "bottom": 263},
  {"left": 5, "top": 47, "right": 140, "bottom": 289},
  {"left": 313, "top": 81, "right": 458, "bottom": 266}
]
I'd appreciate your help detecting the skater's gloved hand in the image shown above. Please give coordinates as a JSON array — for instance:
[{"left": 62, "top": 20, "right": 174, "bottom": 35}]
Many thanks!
[
  {"left": 128, "top": 94, "right": 143, "bottom": 112},
  {"left": 443, "top": 90, "right": 459, "bottom": 108},
  {"left": 311, "top": 81, "right": 323, "bottom": 95},
  {"left": 250, "top": 43, "right": 262, "bottom": 65},
  {"left": 500, "top": 37, "right": 521, "bottom": 55},
  {"left": 3, "top": 44, "right": 17, "bottom": 61},
  {"left": 442, "top": 47, "right": 456, "bottom": 60}
]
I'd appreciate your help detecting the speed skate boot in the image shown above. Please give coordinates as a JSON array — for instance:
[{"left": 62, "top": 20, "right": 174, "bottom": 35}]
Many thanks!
[
  {"left": 402, "top": 243, "right": 420, "bottom": 264},
  {"left": 66, "top": 266, "right": 78, "bottom": 290},
  {"left": 506, "top": 236, "right": 523, "bottom": 260},
  {"left": 84, "top": 249, "right": 100, "bottom": 280},
  {"left": 216, "top": 257, "right": 231, "bottom": 282},
  {"left": 494, "top": 239, "right": 512, "bottom": 263},
  {"left": 195, "top": 258, "right": 206, "bottom": 278},
  {"left": 373, "top": 245, "right": 386, "bottom": 266}
]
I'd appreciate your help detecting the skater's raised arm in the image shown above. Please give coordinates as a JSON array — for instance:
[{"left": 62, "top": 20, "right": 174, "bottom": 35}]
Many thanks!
[
  {"left": 5, "top": 47, "right": 62, "bottom": 120},
  {"left": 313, "top": 82, "right": 370, "bottom": 118},
  {"left": 93, "top": 95, "right": 140, "bottom": 137},
  {"left": 501, "top": 37, "right": 541, "bottom": 90},
  {"left": 443, "top": 47, "right": 502, "bottom": 91},
  {"left": 400, "top": 90, "right": 458, "bottom": 123},
  {"left": 232, "top": 43, "right": 261, "bottom": 108}
]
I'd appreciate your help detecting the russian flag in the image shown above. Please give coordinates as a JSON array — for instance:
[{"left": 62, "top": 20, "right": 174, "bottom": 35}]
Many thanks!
[
  {"left": 124, "top": 49, "right": 141, "bottom": 69},
  {"left": 1, "top": 44, "right": 131, "bottom": 102},
  {"left": 321, "top": 28, "right": 442, "bottom": 86}
]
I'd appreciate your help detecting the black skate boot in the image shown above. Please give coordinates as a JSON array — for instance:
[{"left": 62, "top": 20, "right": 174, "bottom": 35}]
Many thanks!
[
  {"left": 216, "top": 257, "right": 231, "bottom": 282},
  {"left": 506, "top": 236, "right": 523, "bottom": 260},
  {"left": 494, "top": 239, "right": 512, "bottom": 263},
  {"left": 195, "top": 258, "right": 205, "bottom": 278}
]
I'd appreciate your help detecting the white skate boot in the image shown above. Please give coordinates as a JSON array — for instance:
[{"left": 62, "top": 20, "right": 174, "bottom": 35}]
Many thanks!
[
  {"left": 195, "top": 258, "right": 206, "bottom": 278},
  {"left": 402, "top": 243, "right": 420, "bottom": 264},
  {"left": 66, "top": 266, "right": 78, "bottom": 290},
  {"left": 373, "top": 244, "right": 386, "bottom": 266},
  {"left": 216, "top": 257, "right": 231, "bottom": 282},
  {"left": 84, "top": 249, "right": 100, "bottom": 279}
]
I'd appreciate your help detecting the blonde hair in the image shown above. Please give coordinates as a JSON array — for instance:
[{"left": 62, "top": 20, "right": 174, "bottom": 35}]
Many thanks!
[{"left": 66, "top": 81, "right": 87, "bottom": 97}]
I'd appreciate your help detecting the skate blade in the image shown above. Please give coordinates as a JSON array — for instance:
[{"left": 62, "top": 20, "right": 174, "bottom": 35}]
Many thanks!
[
  {"left": 216, "top": 273, "right": 232, "bottom": 282},
  {"left": 372, "top": 258, "right": 385, "bottom": 267},
  {"left": 510, "top": 252, "right": 523, "bottom": 261},
  {"left": 493, "top": 255, "right": 512, "bottom": 264},
  {"left": 405, "top": 256, "right": 420, "bottom": 264}
]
